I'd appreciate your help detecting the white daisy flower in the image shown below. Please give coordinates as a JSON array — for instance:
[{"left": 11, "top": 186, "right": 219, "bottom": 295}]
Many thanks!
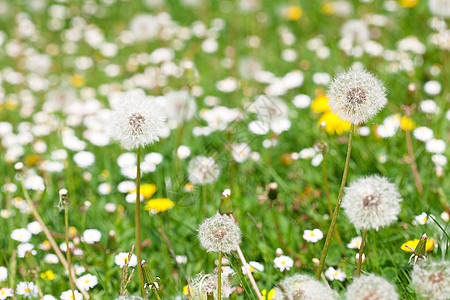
[
  {"left": 347, "top": 236, "right": 362, "bottom": 249},
  {"left": 420, "top": 99, "right": 438, "bottom": 114},
  {"left": 325, "top": 267, "right": 346, "bottom": 282},
  {"left": 425, "top": 139, "right": 446, "bottom": 154},
  {"left": 303, "top": 229, "right": 324, "bottom": 243},
  {"left": 60, "top": 289, "right": 83, "bottom": 300},
  {"left": 16, "top": 281, "right": 38, "bottom": 298},
  {"left": 10, "top": 228, "right": 32, "bottom": 243},
  {"left": 0, "top": 287, "right": 14, "bottom": 299},
  {"left": 273, "top": 255, "right": 293, "bottom": 272},
  {"left": 76, "top": 274, "right": 98, "bottom": 291},
  {"left": 114, "top": 252, "right": 138, "bottom": 268},
  {"left": 0, "top": 266, "right": 7, "bottom": 282},
  {"left": 328, "top": 68, "right": 387, "bottom": 125},
  {"left": 413, "top": 126, "right": 433, "bottom": 142},
  {"left": 82, "top": 229, "right": 101, "bottom": 244}
]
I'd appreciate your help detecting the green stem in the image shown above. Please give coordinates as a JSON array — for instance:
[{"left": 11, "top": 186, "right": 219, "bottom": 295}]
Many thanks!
[
  {"left": 218, "top": 252, "right": 222, "bottom": 300},
  {"left": 202, "top": 185, "right": 207, "bottom": 218},
  {"left": 136, "top": 146, "right": 144, "bottom": 297},
  {"left": 316, "top": 124, "right": 354, "bottom": 280},
  {"left": 322, "top": 154, "right": 343, "bottom": 245},
  {"left": 65, "top": 205, "right": 75, "bottom": 299},
  {"left": 356, "top": 230, "right": 368, "bottom": 278}
]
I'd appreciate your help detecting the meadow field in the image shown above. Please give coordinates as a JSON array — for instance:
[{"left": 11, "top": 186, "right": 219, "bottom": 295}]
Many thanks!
[{"left": 0, "top": 0, "right": 449, "bottom": 299}]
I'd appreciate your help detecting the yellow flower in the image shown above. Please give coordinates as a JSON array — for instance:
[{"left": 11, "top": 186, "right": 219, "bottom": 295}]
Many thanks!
[
  {"left": 131, "top": 184, "right": 157, "bottom": 199},
  {"left": 40, "top": 270, "right": 56, "bottom": 280},
  {"left": 286, "top": 6, "right": 302, "bottom": 21},
  {"left": 399, "top": 0, "right": 418, "bottom": 8},
  {"left": 5, "top": 97, "right": 19, "bottom": 110},
  {"left": 319, "top": 112, "right": 351, "bottom": 135},
  {"left": 70, "top": 75, "right": 85, "bottom": 87},
  {"left": 262, "top": 288, "right": 275, "bottom": 300},
  {"left": 69, "top": 226, "right": 78, "bottom": 236},
  {"left": 401, "top": 116, "right": 415, "bottom": 131},
  {"left": 321, "top": 2, "right": 335, "bottom": 14},
  {"left": 182, "top": 285, "right": 193, "bottom": 296},
  {"left": 401, "top": 238, "right": 434, "bottom": 252},
  {"left": 311, "top": 95, "right": 331, "bottom": 113},
  {"left": 144, "top": 198, "right": 174, "bottom": 213}
]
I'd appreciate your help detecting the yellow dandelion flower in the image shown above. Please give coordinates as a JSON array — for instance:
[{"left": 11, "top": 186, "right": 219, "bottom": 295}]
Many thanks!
[
  {"left": 131, "top": 184, "right": 157, "bottom": 199},
  {"left": 69, "top": 226, "right": 78, "bottom": 236},
  {"left": 184, "top": 182, "right": 195, "bottom": 193},
  {"left": 25, "top": 155, "right": 40, "bottom": 166},
  {"left": 401, "top": 116, "right": 415, "bottom": 131},
  {"left": 286, "top": 6, "right": 302, "bottom": 21},
  {"left": 319, "top": 112, "right": 351, "bottom": 135},
  {"left": 401, "top": 238, "right": 434, "bottom": 252},
  {"left": 144, "top": 198, "right": 174, "bottom": 213},
  {"left": 311, "top": 95, "right": 331, "bottom": 113},
  {"left": 262, "top": 288, "right": 275, "bottom": 300},
  {"left": 45, "top": 270, "right": 56, "bottom": 280},
  {"left": 399, "top": 0, "right": 418, "bottom": 8},
  {"left": 182, "top": 285, "right": 193, "bottom": 296},
  {"left": 322, "top": 2, "right": 335, "bottom": 14},
  {"left": 70, "top": 75, "right": 85, "bottom": 88}
]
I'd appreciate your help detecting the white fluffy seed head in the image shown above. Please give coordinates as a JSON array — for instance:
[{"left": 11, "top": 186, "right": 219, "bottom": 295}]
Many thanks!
[
  {"left": 273, "top": 274, "right": 338, "bottom": 300},
  {"left": 111, "top": 92, "right": 166, "bottom": 150},
  {"left": 188, "top": 156, "right": 221, "bottom": 185},
  {"left": 342, "top": 175, "right": 402, "bottom": 230},
  {"left": 328, "top": 69, "right": 387, "bottom": 125},
  {"left": 198, "top": 212, "right": 241, "bottom": 253},
  {"left": 189, "top": 272, "right": 232, "bottom": 300},
  {"left": 345, "top": 274, "right": 399, "bottom": 300},
  {"left": 411, "top": 260, "right": 450, "bottom": 299}
]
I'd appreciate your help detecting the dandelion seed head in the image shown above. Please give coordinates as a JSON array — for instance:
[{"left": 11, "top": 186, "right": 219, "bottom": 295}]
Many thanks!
[
  {"left": 345, "top": 274, "right": 399, "bottom": 300},
  {"left": 273, "top": 274, "right": 338, "bottom": 300},
  {"left": 111, "top": 92, "right": 166, "bottom": 150},
  {"left": 327, "top": 69, "right": 387, "bottom": 125},
  {"left": 411, "top": 260, "right": 450, "bottom": 299},
  {"left": 198, "top": 212, "right": 241, "bottom": 253},
  {"left": 342, "top": 175, "right": 402, "bottom": 230}
]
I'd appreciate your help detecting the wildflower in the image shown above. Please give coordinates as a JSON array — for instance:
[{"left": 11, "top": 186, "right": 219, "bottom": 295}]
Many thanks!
[
  {"left": 413, "top": 126, "right": 433, "bottom": 141},
  {"left": 325, "top": 267, "right": 346, "bottom": 282},
  {"left": 115, "top": 252, "right": 138, "bottom": 268},
  {"left": 345, "top": 274, "right": 399, "bottom": 299},
  {"left": 405, "top": 234, "right": 430, "bottom": 264},
  {"left": 420, "top": 99, "right": 438, "bottom": 114},
  {"left": 341, "top": 20, "right": 370, "bottom": 45},
  {"left": 424, "top": 81, "right": 441, "bottom": 95},
  {"left": 285, "top": 6, "right": 302, "bottom": 21},
  {"left": 318, "top": 112, "right": 351, "bottom": 135},
  {"left": 198, "top": 212, "right": 241, "bottom": 253},
  {"left": 44, "top": 254, "right": 59, "bottom": 264},
  {"left": 189, "top": 272, "right": 234, "bottom": 299},
  {"left": 10, "top": 228, "right": 32, "bottom": 243},
  {"left": 73, "top": 151, "right": 95, "bottom": 168},
  {"left": 261, "top": 288, "right": 275, "bottom": 300},
  {"left": 60, "top": 289, "right": 83, "bottom": 300},
  {"left": 76, "top": 274, "right": 98, "bottom": 291},
  {"left": 411, "top": 260, "right": 450, "bottom": 299},
  {"left": 311, "top": 95, "right": 330, "bottom": 113},
  {"left": 425, "top": 139, "right": 446, "bottom": 154},
  {"left": 40, "top": 270, "right": 56, "bottom": 280},
  {"left": 402, "top": 237, "right": 435, "bottom": 254},
  {"left": 16, "top": 281, "right": 38, "bottom": 298},
  {"left": 342, "top": 175, "right": 402, "bottom": 230},
  {"left": 400, "top": 116, "right": 415, "bottom": 131},
  {"left": 110, "top": 91, "right": 166, "bottom": 150},
  {"left": 177, "top": 145, "right": 191, "bottom": 159},
  {"left": 0, "top": 266, "right": 7, "bottom": 281},
  {"left": 347, "top": 236, "right": 362, "bottom": 249},
  {"left": 273, "top": 273, "right": 337, "bottom": 299},
  {"left": 327, "top": 68, "right": 387, "bottom": 125},
  {"left": 130, "top": 184, "right": 156, "bottom": 199},
  {"left": 144, "top": 198, "right": 174, "bottom": 214},
  {"left": 17, "top": 243, "right": 35, "bottom": 258},
  {"left": 415, "top": 212, "right": 432, "bottom": 225},
  {"left": 42, "top": 295, "right": 57, "bottom": 300},
  {"left": 273, "top": 255, "right": 294, "bottom": 272},
  {"left": 399, "top": 0, "right": 418, "bottom": 8},
  {"left": 242, "top": 261, "right": 264, "bottom": 274},
  {"left": 0, "top": 287, "right": 14, "bottom": 299},
  {"left": 82, "top": 229, "right": 102, "bottom": 244},
  {"left": 303, "top": 229, "right": 324, "bottom": 243},
  {"left": 188, "top": 156, "right": 221, "bottom": 185}
]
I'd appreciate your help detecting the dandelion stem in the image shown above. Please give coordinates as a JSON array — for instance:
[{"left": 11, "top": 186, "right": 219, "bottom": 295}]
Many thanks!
[
  {"left": 316, "top": 123, "right": 354, "bottom": 280},
  {"left": 322, "top": 154, "right": 343, "bottom": 245},
  {"left": 19, "top": 180, "right": 90, "bottom": 299},
  {"left": 136, "top": 146, "right": 145, "bottom": 297},
  {"left": 202, "top": 185, "right": 207, "bottom": 218},
  {"left": 218, "top": 252, "right": 222, "bottom": 300},
  {"left": 236, "top": 245, "right": 263, "bottom": 300},
  {"left": 356, "top": 230, "right": 368, "bottom": 277},
  {"left": 405, "top": 123, "right": 423, "bottom": 196},
  {"left": 65, "top": 204, "right": 75, "bottom": 299}
]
